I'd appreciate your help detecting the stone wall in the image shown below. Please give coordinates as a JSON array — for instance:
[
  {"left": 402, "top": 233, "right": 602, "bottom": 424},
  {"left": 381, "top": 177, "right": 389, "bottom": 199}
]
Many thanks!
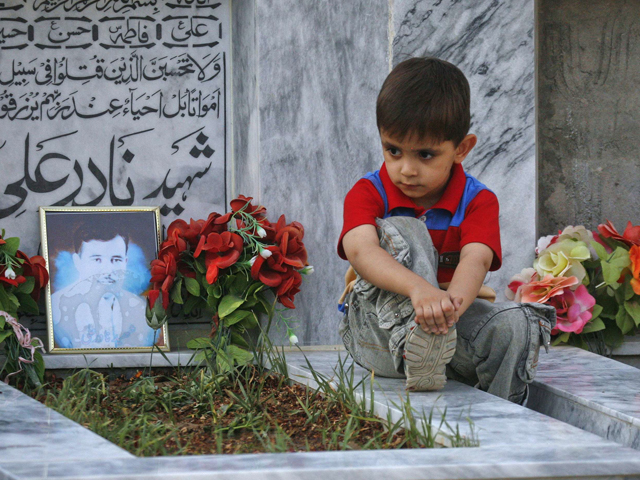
[{"left": 538, "top": 0, "right": 640, "bottom": 235}]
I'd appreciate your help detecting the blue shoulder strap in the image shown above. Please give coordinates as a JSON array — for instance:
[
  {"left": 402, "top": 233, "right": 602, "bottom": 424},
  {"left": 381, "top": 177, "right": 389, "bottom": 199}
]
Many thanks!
[{"left": 363, "top": 171, "right": 388, "bottom": 215}]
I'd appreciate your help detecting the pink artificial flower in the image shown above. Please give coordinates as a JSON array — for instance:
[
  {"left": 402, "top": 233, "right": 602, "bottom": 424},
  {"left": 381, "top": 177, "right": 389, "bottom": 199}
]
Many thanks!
[
  {"left": 517, "top": 275, "right": 579, "bottom": 303},
  {"left": 548, "top": 285, "right": 596, "bottom": 335}
]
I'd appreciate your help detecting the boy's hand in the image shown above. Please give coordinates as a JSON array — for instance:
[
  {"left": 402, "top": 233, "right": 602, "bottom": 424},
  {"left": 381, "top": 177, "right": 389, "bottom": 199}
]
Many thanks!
[{"left": 410, "top": 283, "right": 463, "bottom": 335}]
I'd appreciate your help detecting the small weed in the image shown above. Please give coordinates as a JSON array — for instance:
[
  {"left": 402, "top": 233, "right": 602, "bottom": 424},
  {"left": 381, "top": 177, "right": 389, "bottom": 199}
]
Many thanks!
[{"left": 33, "top": 351, "right": 478, "bottom": 456}]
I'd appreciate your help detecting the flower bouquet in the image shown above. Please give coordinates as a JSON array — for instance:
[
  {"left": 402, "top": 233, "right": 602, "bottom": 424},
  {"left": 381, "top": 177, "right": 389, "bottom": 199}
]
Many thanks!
[
  {"left": 0, "top": 231, "right": 49, "bottom": 387},
  {"left": 506, "top": 221, "right": 640, "bottom": 351},
  {"left": 146, "top": 195, "right": 311, "bottom": 371}
]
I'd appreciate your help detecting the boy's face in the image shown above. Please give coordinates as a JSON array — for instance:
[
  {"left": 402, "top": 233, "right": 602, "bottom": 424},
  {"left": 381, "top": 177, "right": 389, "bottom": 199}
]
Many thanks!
[{"left": 380, "top": 130, "right": 477, "bottom": 209}]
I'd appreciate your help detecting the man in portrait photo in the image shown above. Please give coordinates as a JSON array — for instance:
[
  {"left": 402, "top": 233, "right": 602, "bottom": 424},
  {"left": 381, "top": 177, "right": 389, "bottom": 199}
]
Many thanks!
[{"left": 49, "top": 215, "right": 158, "bottom": 349}]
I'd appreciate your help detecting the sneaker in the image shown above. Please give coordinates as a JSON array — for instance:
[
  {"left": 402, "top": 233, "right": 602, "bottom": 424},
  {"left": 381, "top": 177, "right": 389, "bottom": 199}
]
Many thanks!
[{"left": 404, "top": 324, "right": 457, "bottom": 391}]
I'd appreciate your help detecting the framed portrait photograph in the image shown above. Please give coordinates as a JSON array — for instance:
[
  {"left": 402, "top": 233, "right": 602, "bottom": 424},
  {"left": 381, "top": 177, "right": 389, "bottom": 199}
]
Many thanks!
[{"left": 40, "top": 207, "right": 169, "bottom": 353}]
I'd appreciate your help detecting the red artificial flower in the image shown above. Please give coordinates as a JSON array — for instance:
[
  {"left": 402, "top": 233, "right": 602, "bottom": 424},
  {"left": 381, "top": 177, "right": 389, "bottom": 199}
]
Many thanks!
[
  {"left": 160, "top": 228, "right": 188, "bottom": 259},
  {"left": 251, "top": 246, "right": 288, "bottom": 287},
  {"left": 273, "top": 215, "right": 308, "bottom": 268},
  {"left": 150, "top": 253, "right": 177, "bottom": 284},
  {"left": 597, "top": 220, "right": 640, "bottom": 247},
  {"left": 167, "top": 219, "right": 201, "bottom": 247},
  {"left": 16, "top": 252, "right": 49, "bottom": 301},
  {"left": 200, "top": 212, "right": 228, "bottom": 237},
  {"left": 196, "top": 232, "right": 243, "bottom": 284},
  {"left": 277, "top": 267, "right": 302, "bottom": 309},
  {"left": 148, "top": 288, "right": 160, "bottom": 309},
  {"left": 215, "top": 195, "right": 267, "bottom": 225}
]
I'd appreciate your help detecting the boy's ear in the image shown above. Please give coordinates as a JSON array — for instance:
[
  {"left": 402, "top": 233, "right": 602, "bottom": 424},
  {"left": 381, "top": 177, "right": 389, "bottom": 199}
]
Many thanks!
[{"left": 454, "top": 134, "right": 477, "bottom": 164}]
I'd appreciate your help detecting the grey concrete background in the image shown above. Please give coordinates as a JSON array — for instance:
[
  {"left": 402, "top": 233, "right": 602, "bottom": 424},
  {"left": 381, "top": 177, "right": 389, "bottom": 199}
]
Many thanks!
[{"left": 538, "top": 0, "right": 640, "bottom": 235}]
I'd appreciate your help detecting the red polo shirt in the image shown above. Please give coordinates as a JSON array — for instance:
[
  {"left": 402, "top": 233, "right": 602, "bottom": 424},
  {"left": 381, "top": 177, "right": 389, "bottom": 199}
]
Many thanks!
[{"left": 338, "top": 163, "right": 502, "bottom": 283}]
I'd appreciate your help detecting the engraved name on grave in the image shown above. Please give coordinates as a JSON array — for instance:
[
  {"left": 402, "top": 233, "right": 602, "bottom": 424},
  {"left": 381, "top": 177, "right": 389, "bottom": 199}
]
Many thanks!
[{"left": 0, "top": 0, "right": 231, "bottom": 254}]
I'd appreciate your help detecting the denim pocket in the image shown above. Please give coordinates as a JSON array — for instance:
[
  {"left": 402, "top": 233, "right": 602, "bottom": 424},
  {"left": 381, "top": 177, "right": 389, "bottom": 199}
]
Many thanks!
[
  {"left": 377, "top": 293, "right": 414, "bottom": 330},
  {"left": 519, "top": 303, "right": 556, "bottom": 382}
]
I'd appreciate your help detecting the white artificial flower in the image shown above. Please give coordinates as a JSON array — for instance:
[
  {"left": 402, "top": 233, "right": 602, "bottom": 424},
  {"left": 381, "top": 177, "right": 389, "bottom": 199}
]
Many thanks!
[
  {"left": 301, "top": 265, "right": 314, "bottom": 275},
  {"left": 249, "top": 256, "right": 257, "bottom": 266},
  {"left": 4, "top": 266, "right": 16, "bottom": 280},
  {"left": 256, "top": 226, "right": 267, "bottom": 238},
  {"left": 260, "top": 248, "right": 272, "bottom": 259},
  {"left": 288, "top": 334, "right": 299, "bottom": 345}
]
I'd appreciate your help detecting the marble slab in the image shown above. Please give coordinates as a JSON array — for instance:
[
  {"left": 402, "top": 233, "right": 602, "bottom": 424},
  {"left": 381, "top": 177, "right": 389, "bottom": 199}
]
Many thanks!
[
  {"left": 2, "top": 349, "right": 640, "bottom": 479},
  {"left": 282, "top": 351, "right": 625, "bottom": 449},
  {"left": 0, "top": 382, "right": 131, "bottom": 465},
  {"left": 529, "top": 345, "right": 640, "bottom": 449},
  {"left": 391, "top": 0, "right": 536, "bottom": 300},
  {"left": 3, "top": 444, "right": 640, "bottom": 480}
]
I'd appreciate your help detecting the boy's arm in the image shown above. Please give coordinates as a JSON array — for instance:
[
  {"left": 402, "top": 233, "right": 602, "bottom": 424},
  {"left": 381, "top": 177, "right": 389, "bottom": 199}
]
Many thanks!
[
  {"left": 343, "top": 224, "right": 462, "bottom": 335},
  {"left": 446, "top": 242, "right": 494, "bottom": 316}
]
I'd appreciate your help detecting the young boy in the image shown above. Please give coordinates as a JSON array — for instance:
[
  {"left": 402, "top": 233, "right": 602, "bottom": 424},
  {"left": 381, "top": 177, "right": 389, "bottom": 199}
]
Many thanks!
[{"left": 337, "top": 57, "right": 555, "bottom": 403}]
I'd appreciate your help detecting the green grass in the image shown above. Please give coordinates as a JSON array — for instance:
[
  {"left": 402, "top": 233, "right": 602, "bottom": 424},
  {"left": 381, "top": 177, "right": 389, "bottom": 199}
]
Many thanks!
[{"left": 35, "top": 348, "right": 478, "bottom": 456}]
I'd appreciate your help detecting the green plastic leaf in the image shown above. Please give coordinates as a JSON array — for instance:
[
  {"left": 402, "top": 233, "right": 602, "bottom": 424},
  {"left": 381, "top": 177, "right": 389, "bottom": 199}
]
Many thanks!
[
  {"left": 171, "top": 278, "right": 184, "bottom": 305},
  {"left": 33, "top": 350, "right": 45, "bottom": 383},
  {"left": 602, "top": 324, "right": 625, "bottom": 349},
  {"left": 17, "top": 294, "right": 39, "bottom": 315},
  {"left": 0, "top": 314, "right": 5, "bottom": 330},
  {"left": 552, "top": 332, "right": 571, "bottom": 346},
  {"left": 0, "top": 286, "right": 13, "bottom": 315},
  {"left": 184, "top": 277, "right": 201, "bottom": 297},
  {"left": 194, "top": 260, "right": 206, "bottom": 274},
  {"left": 16, "top": 277, "right": 35, "bottom": 295},
  {"left": 615, "top": 305, "right": 636, "bottom": 334},
  {"left": 624, "top": 300, "right": 640, "bottom": 327},
  {"left": 218, "top": 294, "right": 244, "bottom": 318},
  {"left": 0, "top": 329, "right": 13, "bottom": 344},
  {"left": 221, "top": 309, "right": 251, "bottom": 327},
  {"left": 601, "top": 247, "right": 631, "bottom": 288},
  {"left": 246, "top": 282, "right": 264, "bottom": 300},
  {"left": 1, "top": 237, "right": 20, "bottom": 256},
  {"left": 186, "top": 337, "right": 211, "bottom": 350},
  {"left": 227, "top": 345, "right": 253, "bottom": 366},
  {"left": 591, "top": 241, "right": 608, "bottom": 261},
  {"left": 216, "top": 350, "right": 232, "bottom": 372},
  {"left": 581, "top": 317, "right": 606, "bottom": 334},
  {"left": 624, "top": 279, "right": 636, "bottom": 301},
  {"left": 206, "top": 292, "right": 219, "bottom": 310},
  {"left": 230, "top": 275, "right": 251, "bottom": 296},
  {"left": 238, "top": 312, "right": 260, "bottom": 329},
  {"left": 590, "top": 303, "right": 603, "bottom": 321},
  {"left": 230, "top": 331, "right": 249, "bottom": 348},
  {"left": 183, "top": 295, "right": 200, "bottom": 315},
  {"left": 7, "top": 293, "right": 19, "bottom": 309}
]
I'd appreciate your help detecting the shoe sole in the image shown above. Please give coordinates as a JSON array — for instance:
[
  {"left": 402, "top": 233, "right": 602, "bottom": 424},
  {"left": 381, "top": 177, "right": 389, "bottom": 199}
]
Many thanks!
[{"left": 404, "top": 325, "right": 457, "bottom": 391}]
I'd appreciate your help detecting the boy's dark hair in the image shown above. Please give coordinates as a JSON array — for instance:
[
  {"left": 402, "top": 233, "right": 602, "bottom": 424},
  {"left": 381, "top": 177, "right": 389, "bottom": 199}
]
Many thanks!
[
  {"left": 376, "top": 57, "right": 470, "bottom": 146},
  {"left": 73, "top": 222, "right": 130, "bottom": 254}
]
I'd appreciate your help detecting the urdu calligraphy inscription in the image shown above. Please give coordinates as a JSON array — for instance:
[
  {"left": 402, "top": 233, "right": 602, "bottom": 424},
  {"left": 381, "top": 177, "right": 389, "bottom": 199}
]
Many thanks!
[{"left": 0, "top": 0, "right": 229, "bottom": 253}]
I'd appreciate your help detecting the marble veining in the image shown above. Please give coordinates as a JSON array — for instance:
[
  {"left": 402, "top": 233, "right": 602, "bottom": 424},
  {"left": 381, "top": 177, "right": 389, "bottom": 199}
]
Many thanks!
[
  {"left": 253, "top": 0, "right": 390, "bottom": 346},
  {"left": 527, "top": 345, "right": 640, "bottom": 449},
  {"left": 391, "top": 0, "right": 536, "bottom": 299},
  {"left": 0, "top": 382, "right": 131, "bottom": 465},
  {"left": 2, "top": 349, "right": 640, "bottom": 478}
]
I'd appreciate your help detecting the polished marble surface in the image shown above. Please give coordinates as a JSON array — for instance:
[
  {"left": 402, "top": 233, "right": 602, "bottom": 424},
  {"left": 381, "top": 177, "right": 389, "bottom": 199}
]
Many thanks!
[
  {"left": 392, "top": 0, "right": 536, "bottom": 299},
  {"left": 283, "top": 351, "right": 624, "bottom": 449},
  {"left": 4, "top": 444, "right": 640, "bottom": 480},
  {"left": 2, "top": 349, "right": 640, "bottom": 479},
  {"left": 529, "top": 345, "right": 640, "bottom": 449},
  {"left": 0, "top": 382, "right": 131, "bottom": 465},
  {"left": 251, "top": 0, "right": 390, "bottom": 346}
]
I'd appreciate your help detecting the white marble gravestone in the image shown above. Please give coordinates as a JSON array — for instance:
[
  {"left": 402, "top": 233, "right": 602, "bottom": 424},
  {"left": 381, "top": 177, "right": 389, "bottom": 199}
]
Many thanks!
[{"left": 0, "top": 0, "right": 231, "bottom": 254}]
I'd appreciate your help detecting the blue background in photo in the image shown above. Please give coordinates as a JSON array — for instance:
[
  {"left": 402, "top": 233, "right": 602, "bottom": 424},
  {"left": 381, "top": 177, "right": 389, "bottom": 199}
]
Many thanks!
[{"left": 53, "top": 243, "right": 151, "bottom": 295}]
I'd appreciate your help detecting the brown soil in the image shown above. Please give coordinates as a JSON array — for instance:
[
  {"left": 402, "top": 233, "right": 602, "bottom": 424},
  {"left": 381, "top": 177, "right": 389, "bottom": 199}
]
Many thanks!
[{"left": 35, "top": 369, "right": 411, "bottom": 455}]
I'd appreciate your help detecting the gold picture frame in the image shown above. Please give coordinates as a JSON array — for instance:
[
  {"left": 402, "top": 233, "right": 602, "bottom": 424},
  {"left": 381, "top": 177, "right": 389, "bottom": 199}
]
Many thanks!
[{"left": 39, "top": 206, "right": 169, "bottom": 354}]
